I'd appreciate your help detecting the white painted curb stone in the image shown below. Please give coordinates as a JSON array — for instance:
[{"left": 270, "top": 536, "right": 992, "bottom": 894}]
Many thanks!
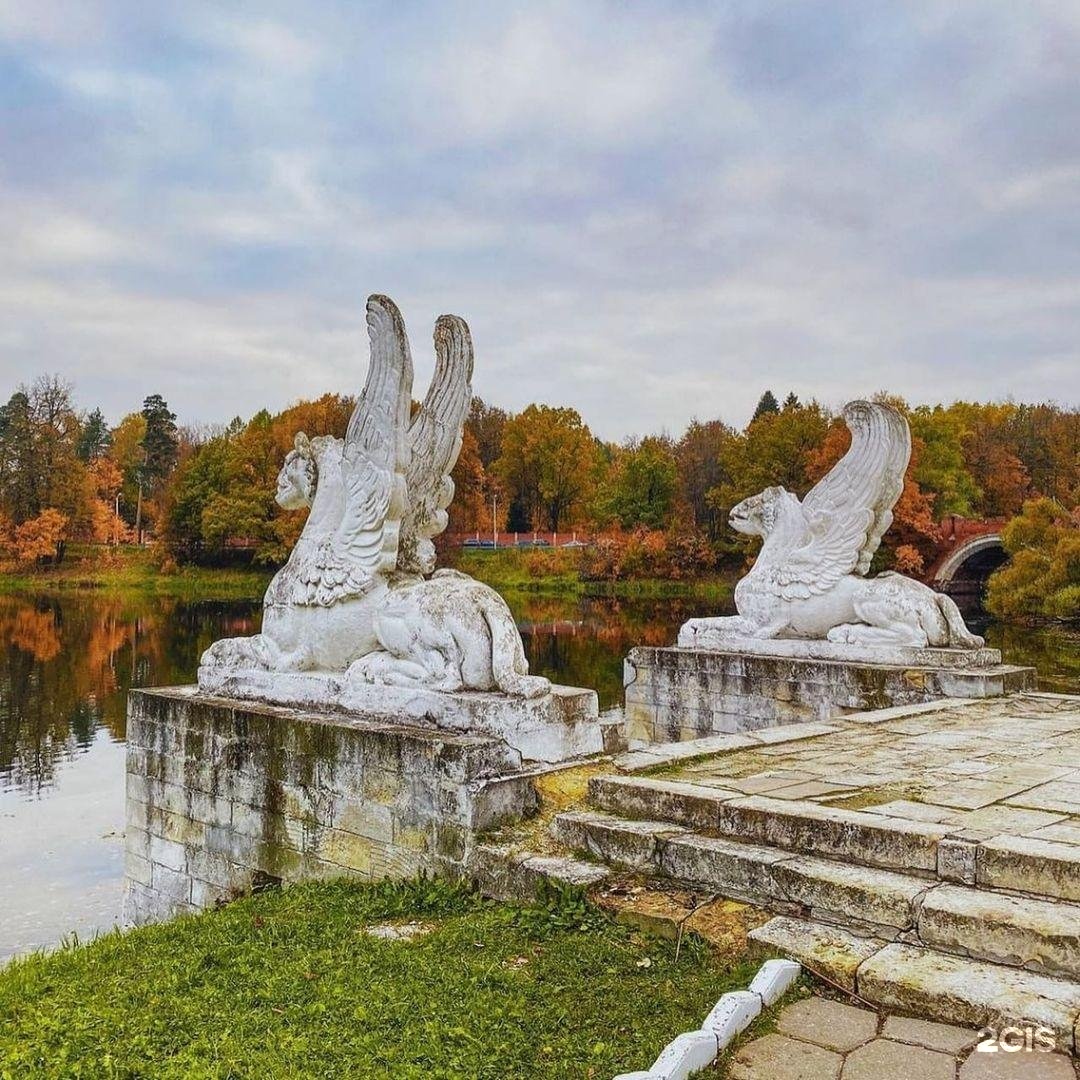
[
  {"left": 748, "top": 958, "right": 801, "bottom": 1006},
  {"left": 647, "top": 1030, "right": 718, "bottom": 1080},
  {"left": 611, "top": 957, "right": 802, "bottom": 1079},
  {"left": 701, "top": 990, "right": 761, "bottom": 1044}
]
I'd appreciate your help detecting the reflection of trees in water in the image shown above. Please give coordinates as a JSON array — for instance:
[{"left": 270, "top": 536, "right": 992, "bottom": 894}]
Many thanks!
[
  {"left": 1, "top": 588, "right": 1074, "bottom": 790},
  {"left": 983, "top": 623, "right": 1079, "bottom": 695},
  {"left": 513, "top": 594, "right": 727, "bottom": 708},
  {"left": 0, "top": 595, "right": 258, "bottom": 793}
]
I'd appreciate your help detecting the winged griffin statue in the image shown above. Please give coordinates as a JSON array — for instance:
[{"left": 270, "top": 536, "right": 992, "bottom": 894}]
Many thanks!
[
  {"left": 680, "top": 400, "right": 984, "bottom": 651},
  {"left": 199, "top": 295, "right": 550, "bottom": 699}
]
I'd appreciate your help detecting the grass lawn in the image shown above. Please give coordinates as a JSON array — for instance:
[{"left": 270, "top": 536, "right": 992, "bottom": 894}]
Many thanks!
[{"left": 0, "top": 880, "right": 757, "bottom": 1079}]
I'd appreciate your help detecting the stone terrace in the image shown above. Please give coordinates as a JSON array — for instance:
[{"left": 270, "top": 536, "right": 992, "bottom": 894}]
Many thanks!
[{"left": 538, "top": 692, "right": 1080, "bottom": 1052}]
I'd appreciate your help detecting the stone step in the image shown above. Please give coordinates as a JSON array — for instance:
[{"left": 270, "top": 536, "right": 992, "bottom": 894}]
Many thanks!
[
  {"left": 552, "top": 810, "right": 933, "bottom": 937},
  {"left": 589, "top": 775, "right": 948, "bottom": 875},
  {"left": 589, "top": 774, "right": 1080, "bottom": 903},
  {"left": 918, "top": 884, "right": 1080, "bottom": 980},
  {"left": 554, "top": 809, "right": 1080, "bottom": 979},
  {"left": 749, "top": 917, "right": 1080, "bottom": 1054},
  {"left": 859, "top": 943, "right": 1080, "bottom": 1055},
  {"left": 466, "top": 843, "right": 611, "bottom": 903}
]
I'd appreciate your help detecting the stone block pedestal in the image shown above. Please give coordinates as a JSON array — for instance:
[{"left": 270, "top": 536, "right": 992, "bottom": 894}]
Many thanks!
[
  {"left": 624, "top": 643, "right": 1035, "bottom": 744},
  {"left": 123, "top": 687, "right": 562, "bottom": 925}
]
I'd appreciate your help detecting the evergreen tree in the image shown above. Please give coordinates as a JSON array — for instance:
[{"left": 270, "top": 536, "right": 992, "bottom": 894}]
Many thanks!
[
  {"left": 751, "top": 390, "right": 780, "bottom": 421},
  {"left": 0, "top": 391, "right": 38, "bottom": 522},
  {"left": 140, "top": 394, "right": 178, "bottom": 491},
  {"left": 783, "top": 392, "right": 800, "bottom": 410},
  {"left": 77, "top": 408, "right": 111, "bottom": 461}
]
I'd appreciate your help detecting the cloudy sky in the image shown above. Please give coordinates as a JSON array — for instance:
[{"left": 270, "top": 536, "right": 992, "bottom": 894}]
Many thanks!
[{"left": 2, "top": 1, "right": 1078, "bottom": 440}]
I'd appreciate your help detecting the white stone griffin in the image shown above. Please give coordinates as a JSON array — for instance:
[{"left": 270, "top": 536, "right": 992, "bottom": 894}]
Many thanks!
[
  {"left": 682, "top": 401, "right": 984, "bottom": 650},
  {"left": 199, "top": 295, "right": 549, "bottom": 698}
]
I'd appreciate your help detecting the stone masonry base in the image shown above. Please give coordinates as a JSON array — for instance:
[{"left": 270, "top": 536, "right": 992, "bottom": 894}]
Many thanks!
[
  {"left": 123, "top": 687, "right": 543, "bottom": 925},
  {"left": 624, "top": 646, "right": 1036, "bottom": 743}
]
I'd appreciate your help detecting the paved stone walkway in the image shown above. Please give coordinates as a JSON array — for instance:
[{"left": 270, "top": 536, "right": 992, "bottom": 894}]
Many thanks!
[
  {"left": 727, "top": 997, "right": 1079, "bottom": 1078},
  {"left": 671, "top": 694, "right": 1080, "bottom": 850}
]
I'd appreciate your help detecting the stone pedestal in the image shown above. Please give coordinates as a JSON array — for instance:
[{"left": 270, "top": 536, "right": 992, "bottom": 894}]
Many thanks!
[
  {"left": 123, "top": 687, "right": 555, "bottom": 925},
  {"left": 198, "top": 667, "right": 604, "bottom": 764},
  {"left": 624, "top": 643, "right": 1036, "bottom": 745}
]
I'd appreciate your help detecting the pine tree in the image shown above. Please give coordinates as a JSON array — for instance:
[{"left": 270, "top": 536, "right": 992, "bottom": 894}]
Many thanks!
[
  {"left": 751, "top": 390, "right": 780, "bottom": 421},
  {"left": 140, "top": 394, "right": 178, "bottom": 490},
  {"left": 77, "top": 408, "right": 111, "bottom": 461},
  {"left": 783, "top": 392, "right": 800, "bottom": 410}
]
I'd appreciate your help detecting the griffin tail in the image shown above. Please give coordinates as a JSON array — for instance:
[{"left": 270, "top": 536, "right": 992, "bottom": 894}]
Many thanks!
[
  {"left": 936, "top": 593, "right": 985, "bottom": 649},
  {"left": 477, "top": 591, "right": 550, "bottom": 698}
]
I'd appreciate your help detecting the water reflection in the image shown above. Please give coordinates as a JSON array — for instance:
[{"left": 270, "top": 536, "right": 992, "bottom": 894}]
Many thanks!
[{"left": 0, "top": 589, "right": 1075, "bottom": 957}]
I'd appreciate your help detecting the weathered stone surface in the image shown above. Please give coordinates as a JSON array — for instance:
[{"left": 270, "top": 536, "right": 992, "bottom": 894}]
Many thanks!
[
  {"left": 775, "top": 997, "right": 877, "bottom": 1052},
  {"left": 978, "top": 835, "right": 1080, "bottom": 903},
  {"left": 625, "top": 646, "right": 1028, "bottom": 743},
  {"left": 728, "top": 1032, "right": 843, "bottom": 1080},
  {"left": 857, "top": 943, "right": 1080, "bottom": 1052},
  {"left": 770, "top": 856, "right": 927, "bottom": 933},
  {"left": 841, "top": 1038, "right": 955, "bottom": 1080},
  {"left": 880, "top": 1015, "right": 978, "bottom": 1054},
  {"left": 467, "top": 844, "right": 609, "bottom": 902},
  {"left": 715, "top": 795, "right": 947, "bottom": 873},
  {"left": 917, "top": 884, "right": 1080, "bottom": 978},
  {"left": 550, "top": 810, "right": 683, "bottom": 871},
  {"left": 938, "top": 837, "right": 979, "bottom": 884},
  {"left": 124, "top": 690, "right": 541, "bottom": 923},
  {"left": 590, "top": 775, "right": 732, "bottom": 829},
  {"left": 748, "top": 917, "right": 885, "bottom": 993},
  {"left": 659, "top": 834, "right": 791, "bottom": 899},
  {"left": 958, "top": 1049, "right": 1078, "bottom": 1078}
]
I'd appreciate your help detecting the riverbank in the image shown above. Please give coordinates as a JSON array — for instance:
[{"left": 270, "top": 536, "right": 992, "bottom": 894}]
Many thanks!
[
  {"left": 453, "top": 548, "right": 738, "bottom": 601},
  {"left": 0, "top": 545, "right": 737, "bottom": 603},
  {"left": 0, "top": 878, "right": 760, "bottom": 1079},
  {"left": 0, "top": 546, "right": 272, "bottom": 601}
]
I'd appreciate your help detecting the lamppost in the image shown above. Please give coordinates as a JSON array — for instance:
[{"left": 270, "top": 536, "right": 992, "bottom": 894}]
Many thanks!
[{"left": 492, "top": 493, "right": 498, "bottom": 549}]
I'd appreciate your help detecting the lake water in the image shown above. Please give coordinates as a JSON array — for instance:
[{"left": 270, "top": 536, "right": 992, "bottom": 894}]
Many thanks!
[{"left": 1, "top": 590, "right": 1076, "bottom": 960}]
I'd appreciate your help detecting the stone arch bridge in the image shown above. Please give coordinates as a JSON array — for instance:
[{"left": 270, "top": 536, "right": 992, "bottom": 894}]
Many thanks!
[{"left": 925, "top": 517, "right": 1008, "bottom": 599}]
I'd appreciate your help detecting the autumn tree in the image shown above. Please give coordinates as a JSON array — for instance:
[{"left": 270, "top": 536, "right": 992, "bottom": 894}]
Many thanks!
[
  {"left": 604, "top": 436, "right": 679, "bottom": 530},
  {"left": 675, "top": 419, "right": 737, "bottom": 539},
  {"left": 467, "top": 398, "right": 510, "bottom": 470},
  {"left": 907, "top": 406, "right": 980, "bottom": 518},
  {"left": 986, "top": 499, "right": 1080, "bottom": 622},
  {"left": 495, "top": 404, "right": 598, "bottom": 531}
]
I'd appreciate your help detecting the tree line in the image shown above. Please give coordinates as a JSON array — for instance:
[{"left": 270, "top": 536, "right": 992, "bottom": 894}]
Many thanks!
[{"left": 0, "top": 377, "right": 1076, "bottom": 618}]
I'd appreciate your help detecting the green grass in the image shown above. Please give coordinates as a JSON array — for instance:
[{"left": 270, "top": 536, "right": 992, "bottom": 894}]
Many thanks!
[
  {"left": 0, "top": 879, "right": 756, "bottom": 1079},
  {"left": 0, "top": 546, "right": 271, "bottom": 601},
  {"left": 456, "top": 549, "right": 736, "bottom": 601}
]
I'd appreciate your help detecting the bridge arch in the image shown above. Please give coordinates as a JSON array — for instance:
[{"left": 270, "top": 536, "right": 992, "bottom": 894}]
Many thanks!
[{"left": 933, "top": 533, "right": 1007, "bottom": 590}]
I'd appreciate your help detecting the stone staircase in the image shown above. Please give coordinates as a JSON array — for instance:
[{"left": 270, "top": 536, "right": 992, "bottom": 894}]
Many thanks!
[{"left": 548, "top": 773, "right": 1080, "bottom": 1053}]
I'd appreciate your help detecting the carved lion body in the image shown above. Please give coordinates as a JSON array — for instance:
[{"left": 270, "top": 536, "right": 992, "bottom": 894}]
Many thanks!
[
  {"left": 725, "top": 487, "right": 982, "bottom": 648},
  {"left": 200, "top": 296, "right": 550, "bottom": 699},
  {"left": 681, "top": 403, "right": 984, "bottom": 650}
]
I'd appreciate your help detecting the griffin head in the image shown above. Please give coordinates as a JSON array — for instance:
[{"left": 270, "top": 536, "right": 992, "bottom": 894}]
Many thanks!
[{"left": 729, "top": 486, "right": 794, "bottom": 537}]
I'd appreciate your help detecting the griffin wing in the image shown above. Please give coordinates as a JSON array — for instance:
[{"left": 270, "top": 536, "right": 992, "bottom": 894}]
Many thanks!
[
  {"left": 397, "top": 314, "right": 474, "bottom": 574},
  {"left": 316, "top": 295, "right": 412, "bottom": 600},
  {"left": 777, "top": 401, "right": 911, "bottom": 601}
]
